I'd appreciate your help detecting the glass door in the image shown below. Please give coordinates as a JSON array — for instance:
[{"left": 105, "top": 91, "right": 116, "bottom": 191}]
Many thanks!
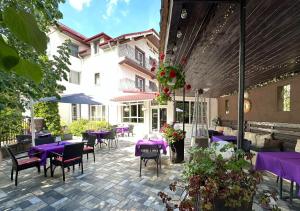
[{"left": 151, "top": 108, "right": 167, "bottom": 132}]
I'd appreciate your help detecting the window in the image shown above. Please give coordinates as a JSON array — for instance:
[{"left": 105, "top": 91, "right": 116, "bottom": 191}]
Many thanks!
[
  {"left": 71, "top": 104, "right": 81, "bottom": 121},
  {"left": 89, "top": 105, "right": 106, "bottom": 120},
  {"left": 278, "top": 84, "right": 291, "bottom": 111},
  {"left": 69, "top": 70, "right": 80, "bottom": 84},
  {"left": 69, "top": 43, "right": 79, "bottom": 57},
  {"left": 122, "top": 102, "right": 144, "bottom": 123},
  {"left": 149, "top": 81, "right": 158, "bottom": 92},
  {"left": 176, "top": 101, "right": 207, "bottom": 124},
  {"left": 135, "top": 47, "right": 145, "bottom": 67},
  {"left": 225, "top": 100, "right": 229, "bottom": 114},
  {"left": 135, "top": 75, "right": 145, "bottom": 92},
  {"left": 176, "top": 101, "right": 189, "bottom": 124},
  {"left": 94, "top": 73, "right": 100, "bottom": 85},
  {"left": 93, "top": 40, "right": 99, "bottom": 54}
]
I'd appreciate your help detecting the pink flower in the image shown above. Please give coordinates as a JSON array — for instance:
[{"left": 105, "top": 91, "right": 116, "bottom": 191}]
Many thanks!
[
  {"left": 151, "top": 66, "right": 156, "bottom": 72},
  {"left": 160, "top": 53, "right": 165, "bottom": 61}
]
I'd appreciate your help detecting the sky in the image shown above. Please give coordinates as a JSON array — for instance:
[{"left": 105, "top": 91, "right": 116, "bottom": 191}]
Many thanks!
[{"left": 59, "top": 0, "right": 161, "bottom": 38}]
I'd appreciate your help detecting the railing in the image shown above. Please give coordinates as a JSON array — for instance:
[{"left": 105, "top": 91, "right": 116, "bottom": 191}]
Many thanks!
[
  {"left": 0, "top": 117, "right": 30, "bottom": 147},
  {"left": 118, "top": 44, "right": 156, "bottom": 70},
  {"left": 119, "top": 78, "right": 158, "bottom": 92}
]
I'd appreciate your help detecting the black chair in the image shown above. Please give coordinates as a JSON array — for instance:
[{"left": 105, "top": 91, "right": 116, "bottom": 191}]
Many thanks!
[
  {"left": 5, "top": 146, "right": 41, "bottom": 186},
  {"left": 139, "top": 144, "right": 161, "bottom": 177},
  {"left": 128, "top": 125, "right": 134, "bottom": 136},
  {"left": 35, "top": 136, "right": 55, "bottom": 146},
  {"left": 102, "top": 129, "right": 118, "bottom": 149},
  {"left": 83, "top": 134, "right": 97, "bottom": 162},
  {"left": 50, "top": 143, "right": 84, "bottom": 181}
]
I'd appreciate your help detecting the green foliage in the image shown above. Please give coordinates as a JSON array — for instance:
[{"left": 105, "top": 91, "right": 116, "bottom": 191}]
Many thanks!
[
  {"left": 160, "top": 123, "right": 185, "bottom": 144},
  {"left": 0, "top": 108, "right": 23, "bottom": 136},
  {"left": 34, "top": 102, "right": 61, "bottom": 136},
  {"left": 69, "top": 120, "right": 111, "bottom": 136},
  {"left": 0, "top": 0, "right": 70, "bottom": 111}
]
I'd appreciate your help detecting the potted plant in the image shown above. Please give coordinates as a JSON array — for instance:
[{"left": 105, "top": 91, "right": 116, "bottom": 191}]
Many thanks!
[
  {"left": 161, "top": 123, "right": 185, "bottom": 163},
  {"left": 152, "top": 53, "right": 188, "bottom": 105},
  {"left": 158, "top": 144, "right": 261, "bottom": 210}
]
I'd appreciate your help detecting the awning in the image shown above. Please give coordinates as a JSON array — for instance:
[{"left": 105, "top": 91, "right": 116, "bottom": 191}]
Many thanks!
[
  {"left": 38, "top": 93, "right": 102, "bottom": 105},
  {"left": 111, "top": 93, "right": 156, "bottom": 102}
]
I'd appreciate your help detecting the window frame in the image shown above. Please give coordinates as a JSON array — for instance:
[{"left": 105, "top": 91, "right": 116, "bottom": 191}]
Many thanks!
[
  {"left": 94, "top": 73, "right": 101, "bottom": 86},
  {"left": 135, "top": 75, "right": 145, "bottom": 92},
  {"left": 122, "top": 102, "right": 144, "bottom": 123},
  {"left": 135, "top": 46, "right": 145, "bottom": 67},
  {"left": 71, "top": 104, "right": 81, "bottom": 121},
  {"left": 89, "top": 105, "right": 106, "bottom": 121},
  {"left": 69, "top": 43, "right": 79, "bottom": 58},
  {"left": 69, "top": 70, "right": 81, "bottom": 85}
]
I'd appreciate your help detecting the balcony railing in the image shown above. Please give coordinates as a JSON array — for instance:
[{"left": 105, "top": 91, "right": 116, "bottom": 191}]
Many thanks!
[
  {"left": 118, "top": 44, "right": 156, "bottom": 70},
  {"left": 119, "top": 78, "right": 158, "bottom": 92}
]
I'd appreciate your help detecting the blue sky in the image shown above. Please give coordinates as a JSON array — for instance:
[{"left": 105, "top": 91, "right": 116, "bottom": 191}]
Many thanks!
[{"left": 59, "top": 0, "right": 161, "bottom": 38}]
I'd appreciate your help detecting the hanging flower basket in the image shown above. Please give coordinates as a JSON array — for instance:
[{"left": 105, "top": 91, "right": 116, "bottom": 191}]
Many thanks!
[{"left": 150, "top": 53, "right": 187, "bottom": 105}]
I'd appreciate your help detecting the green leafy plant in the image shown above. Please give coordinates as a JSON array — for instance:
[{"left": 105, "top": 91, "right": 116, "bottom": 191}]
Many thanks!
[
  {"left": 160, "top": 123, "right": 185, "bottom": 144},
  {"left": 69, "top": 120, "right": 111, "bottom": 136},
  {"left": 158, "top": 145, "right": 261, "bottom": 210},
  {"left": 34, "top": 102, "right": 61, "bottom": 136}
]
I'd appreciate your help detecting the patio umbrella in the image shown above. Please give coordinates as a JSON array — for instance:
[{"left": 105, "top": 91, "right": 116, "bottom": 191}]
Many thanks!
[{"left": 30, "top": 93, "right": 103, "bottom": 146}]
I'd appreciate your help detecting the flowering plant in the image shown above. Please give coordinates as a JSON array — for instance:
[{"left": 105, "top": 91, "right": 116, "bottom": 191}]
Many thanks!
[
  {"left": 160, "top": 123, "right": 185, "bottom": 144},
  {"left": 158, "top": 145, "right": 262, "bottom": 210},
  {"left": 152, "top": 53, "right": 189, "bottom": 104}
]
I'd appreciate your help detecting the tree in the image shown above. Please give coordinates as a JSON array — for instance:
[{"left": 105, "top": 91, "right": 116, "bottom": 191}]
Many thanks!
[{"left": 0, "top": 0, "right": 70, "bottom": 137}]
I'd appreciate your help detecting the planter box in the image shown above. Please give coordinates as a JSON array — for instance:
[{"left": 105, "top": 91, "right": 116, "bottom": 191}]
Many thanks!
[{"left": 62, "top": 134, "right": 73, "bottom": 141}]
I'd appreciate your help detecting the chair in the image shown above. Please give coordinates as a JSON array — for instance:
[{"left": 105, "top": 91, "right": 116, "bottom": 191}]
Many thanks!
[
  {"left": 128, "top": 125, "right": 134, "bottom": 136},
  {"left": 83, "top": 134, "right": 97, "bottom": 162},
  {"left": 5, "top": 146, "right": 41, "bottom": 186},
  {"left": 50, "top": 143, "right": 84, "bottom": 181},
  {"left": 35, "top": 136, "right": 55, "bottom": 146},
  {"left": 82, "top": 132, "right": 90, "bottom": 141},
  {"left": 102, "top": 129, "right": 118, "bottom": 149},
  {"left": 139, "top": 144, "right": 161, "bottom": 177}
]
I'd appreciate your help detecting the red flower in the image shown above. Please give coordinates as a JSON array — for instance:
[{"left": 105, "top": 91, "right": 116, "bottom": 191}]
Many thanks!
[
  {"left": 163, "top": 87, "right": 169, "bottom": 93},
  {"left": 169, "top": 69, "right": 176, "bottom": 78},
  {"left": 186, "top": 84, "right": 191, "bottom": 90},
  {"left": 151, "top": 66, "right": 156, "bottom": 72},
  {"left": 160, "top": 71, "right": 166, "bottom": 77},
  {"left": 173, "top": 132, "right": 178, "bottom": 137},
  {"left": 160, "top": 52, "right": 165, "bottom": 61}
]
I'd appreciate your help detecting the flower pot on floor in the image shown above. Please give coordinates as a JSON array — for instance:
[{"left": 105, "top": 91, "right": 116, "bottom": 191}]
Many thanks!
[{"left": 170, "top": 139, "right": 184, "bottom": 163}]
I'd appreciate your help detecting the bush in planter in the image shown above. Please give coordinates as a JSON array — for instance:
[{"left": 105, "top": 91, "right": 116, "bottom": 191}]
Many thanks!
[
  {"left": 69, "top": 119, "right": 111, "bottom": 136},
  {"left": 158, "top": 144, "right": 262, "bottom": 210}
]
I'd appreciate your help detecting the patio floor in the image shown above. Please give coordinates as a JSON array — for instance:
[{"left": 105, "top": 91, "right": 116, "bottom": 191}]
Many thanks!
[{"left": 0, "top": 137, "right": 299, "bottom": 210}]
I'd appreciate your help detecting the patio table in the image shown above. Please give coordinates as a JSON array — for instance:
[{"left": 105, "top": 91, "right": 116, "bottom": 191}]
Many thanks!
[
  {"left": 135, "top": 139, "right": 168, "bottom": 156},
  {"left": 211, "top": 135, "right": 237, "bottom": 143},
  {"left": 88, "top": 131, "right": 110, "bottom": 143},
  {"left": 255, "top": 152, "right": 300, "bottom": 200},
  {"left": 116, "top": 126, "right": 129, "bottom": 135},
  {"left": 29, "top": 141, "right": 72, "bottom": 166}
]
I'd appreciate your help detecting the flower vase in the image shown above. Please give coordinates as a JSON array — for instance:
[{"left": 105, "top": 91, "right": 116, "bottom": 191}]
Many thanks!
[{"left": 169, "top": 139, "right": 184, "bottom": 163}]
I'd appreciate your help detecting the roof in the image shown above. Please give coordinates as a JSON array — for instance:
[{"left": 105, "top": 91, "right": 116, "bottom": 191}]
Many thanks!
[
  {"left": 111, "top": 93, "right": 157, "bottom": 102},
  {"left": 57, "top": 23, "right": 159, "bottom": 48}
]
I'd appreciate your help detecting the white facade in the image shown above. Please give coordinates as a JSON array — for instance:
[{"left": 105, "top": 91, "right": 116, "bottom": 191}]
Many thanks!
[{"left": 47, "top": 25, "right": 218, "bottom": 136}]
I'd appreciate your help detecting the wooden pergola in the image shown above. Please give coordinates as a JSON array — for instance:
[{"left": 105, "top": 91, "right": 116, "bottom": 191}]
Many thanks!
[{"left": 160, "top": 0, "right": 300, "bottom": 148}]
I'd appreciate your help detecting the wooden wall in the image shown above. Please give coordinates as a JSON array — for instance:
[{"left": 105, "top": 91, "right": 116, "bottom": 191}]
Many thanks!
[{"left": 218, "top": 75, "right": 300, "bottom": 124}]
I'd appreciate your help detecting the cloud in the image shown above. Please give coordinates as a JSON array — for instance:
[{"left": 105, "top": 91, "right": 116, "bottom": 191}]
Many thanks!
[
  {"left": 102, "top": 0, "right": 130, "bottom": 20},
  {"left": 121, "top": 10, "right": 129, "bottom": 17},
  {"left": 69, "top": 0, "right": 92, "bottom": 11}
]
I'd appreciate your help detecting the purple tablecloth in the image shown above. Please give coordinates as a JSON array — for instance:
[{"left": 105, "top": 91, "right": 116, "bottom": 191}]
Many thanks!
[
  {"left": 135, "top": 139, "right": 168, "bottom": 156},
  {"left": 29, "top": 141, "right": 71, "bottom": 166},
  {"left": 255, "top": 152, "right": 300, "bottom": 189},
  {"left": 211, "top": 135, "right": 237, "bottom": 143},
  {"left": 116, "top": 127, "right": 129, "bottom": 134},
  {"left": 89, "top": 131, "right": 110, "bottom": 143}
]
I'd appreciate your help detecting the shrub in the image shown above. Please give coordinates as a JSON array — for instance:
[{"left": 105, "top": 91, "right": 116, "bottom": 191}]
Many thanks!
[
  {"left": 69, "top": 120, "right": 111, "bottom": 136},
  {"left": 34, "top": 102, "right": 61, "bottom": 136}
]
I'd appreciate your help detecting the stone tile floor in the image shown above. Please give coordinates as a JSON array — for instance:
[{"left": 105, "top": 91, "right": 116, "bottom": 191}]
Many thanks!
[{"left": 0, "top": 136, "right": 299, "bottom": 210}]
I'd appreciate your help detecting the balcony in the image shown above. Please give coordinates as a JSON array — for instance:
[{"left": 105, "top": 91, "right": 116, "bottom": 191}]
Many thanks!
[
  {"left": 119, "top": 78, "right": 158, "bottom": 93},
  {"left": 118, "top": 44, "right": 156, "bottom": 78}
]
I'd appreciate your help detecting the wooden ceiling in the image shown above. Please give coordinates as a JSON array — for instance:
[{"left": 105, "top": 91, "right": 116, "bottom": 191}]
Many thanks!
[{"left": 161, "top": 0, "right": 300, "bottom": 97}]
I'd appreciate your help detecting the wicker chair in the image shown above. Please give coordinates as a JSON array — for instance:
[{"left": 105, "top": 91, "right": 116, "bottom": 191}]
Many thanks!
[
  {"left": 83, "top": 134, "right": 97, "bottom": 162},
  {"left": 139, "top": 144, "right": 161, "bottom": 177}
]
